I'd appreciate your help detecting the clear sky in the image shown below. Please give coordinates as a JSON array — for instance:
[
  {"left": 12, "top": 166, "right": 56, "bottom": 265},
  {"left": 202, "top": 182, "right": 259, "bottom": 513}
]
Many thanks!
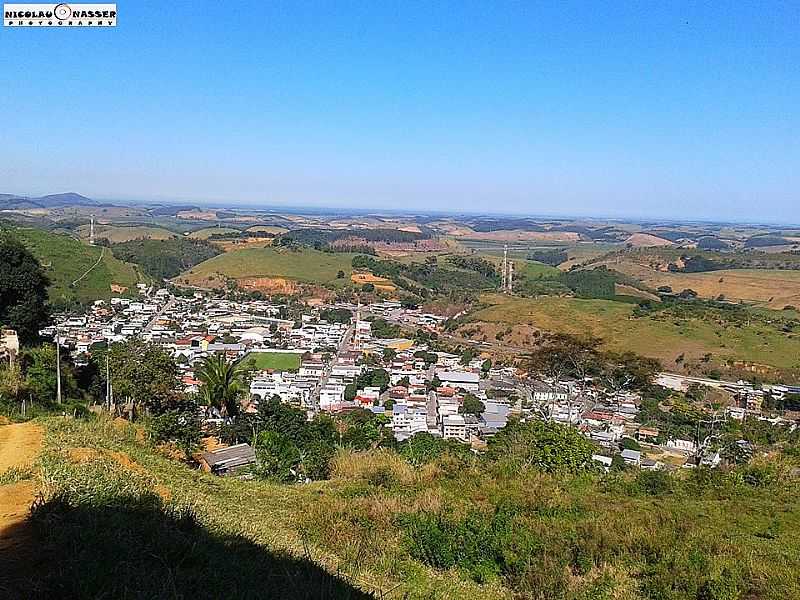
[{"left": 1, "top": 1, "right": 798, "bottom": 221}]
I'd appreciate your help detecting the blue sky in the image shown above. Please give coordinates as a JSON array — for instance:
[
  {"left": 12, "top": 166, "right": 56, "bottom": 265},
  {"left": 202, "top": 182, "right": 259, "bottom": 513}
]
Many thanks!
[{"left": 1, "top": 1, "right": 798, "bottom": 221}]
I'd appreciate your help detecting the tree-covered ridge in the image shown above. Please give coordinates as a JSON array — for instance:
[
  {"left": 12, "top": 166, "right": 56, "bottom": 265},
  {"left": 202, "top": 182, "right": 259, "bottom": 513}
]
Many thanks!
[
  {"left": 275, "top": 227, "right": 429, "bottom": 250},
  {"left": 596, "top": 247, "right": 800, "bottom": 272},
  {"left": 351, "top": 255, "right": 496, "bottom": 298},
  {"left": 112, "top": 238, "right": 221, "bottom": 280}
]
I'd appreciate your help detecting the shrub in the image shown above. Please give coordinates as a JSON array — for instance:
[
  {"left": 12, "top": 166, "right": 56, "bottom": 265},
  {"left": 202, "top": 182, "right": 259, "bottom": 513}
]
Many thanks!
[{"left": 486, "top": 419, "right": 597, "bottom": 475}]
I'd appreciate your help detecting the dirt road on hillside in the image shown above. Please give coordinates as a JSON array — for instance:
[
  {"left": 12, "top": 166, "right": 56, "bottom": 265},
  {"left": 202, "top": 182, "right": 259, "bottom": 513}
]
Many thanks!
[
  {"left": 0, "top": 421, "right": 43, "bottom": 558},
  {"left": 0, "top": 421, "right": 42, "bottom": 472}
]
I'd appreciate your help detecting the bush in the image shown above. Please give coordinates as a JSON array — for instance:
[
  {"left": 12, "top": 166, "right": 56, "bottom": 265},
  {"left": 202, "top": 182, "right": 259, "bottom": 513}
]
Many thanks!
[
  {"left": 147, "top": 406, "right": 202, "bottom": 458},
  {"left": 634, "top": 470, "right": 674, "bottom": 496},
  {"left": 486, "top": 419, "right": 597, "bottom": 475},
  {"left": 398, "top": 503, "right": 533, "bottom": 583}
]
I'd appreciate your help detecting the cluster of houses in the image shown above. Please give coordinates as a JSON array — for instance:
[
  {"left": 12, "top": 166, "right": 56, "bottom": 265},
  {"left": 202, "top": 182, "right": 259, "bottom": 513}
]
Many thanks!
[{"left": 44, "top": 287, "right": 799, "bottom": 475}]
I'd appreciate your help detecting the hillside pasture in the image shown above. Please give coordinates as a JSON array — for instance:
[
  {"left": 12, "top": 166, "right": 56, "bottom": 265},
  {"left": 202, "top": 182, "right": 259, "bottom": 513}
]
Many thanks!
[
  {"left": 469, "top": 294, "right": 800, "bottom": 373},
  {"left": 180, "top": 247, "right": 357, "bottom": 286},
  {"left": 77, "top": 224, "right": 176, "bottom": 242},
  {"left": 598, "top": 261, "right": 800, "bottom": 309},
  {"left": 9, "top": 227, "right": 140, "bottom": 304}
]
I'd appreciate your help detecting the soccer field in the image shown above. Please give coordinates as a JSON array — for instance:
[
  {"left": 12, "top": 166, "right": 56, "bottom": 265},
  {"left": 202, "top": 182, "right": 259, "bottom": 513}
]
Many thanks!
[{"left": 241, "top": 352, "right": 302, "bottom": 372}]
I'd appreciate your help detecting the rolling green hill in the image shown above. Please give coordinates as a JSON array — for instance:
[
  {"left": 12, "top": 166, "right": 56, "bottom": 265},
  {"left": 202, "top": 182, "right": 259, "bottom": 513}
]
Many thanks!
[
  {"left": 4, "top": 225, "right": 141, "bottom": 306},
  {"left": 179, "top": 247, "right": 357, "bottom": 286},
  {"left": 467, "top": 294, "right": 800, "bottom": 379}
]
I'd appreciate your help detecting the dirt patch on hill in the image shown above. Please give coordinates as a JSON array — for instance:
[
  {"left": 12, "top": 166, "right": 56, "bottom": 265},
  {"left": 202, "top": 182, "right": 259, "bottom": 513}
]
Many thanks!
[
  {"left": 624, "top": 233, "right": 674, "bottom": 247},
  {"left": 67, "top": 447, "right": 103, "bottom": 463},
  {"left": 238, "top": 277, "right": 299, "bottom": 294},
  {"left": 66, "top": 446, "right": 171, "bottom": 501},
  {"left": 0, "top": 481, "right": 38, "bottom": 553},
  {"left": 457, "top": 321, "right": 540, "bottom": 350}
]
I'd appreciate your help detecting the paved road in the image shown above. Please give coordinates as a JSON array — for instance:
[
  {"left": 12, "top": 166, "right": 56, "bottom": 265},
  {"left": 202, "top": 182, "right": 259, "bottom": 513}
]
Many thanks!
[
  {"left": 310, "top": 321, "right": 355, "bottom": 412},
  {"left": 145, "top": 297, "right": 176, "bottom": 332}
]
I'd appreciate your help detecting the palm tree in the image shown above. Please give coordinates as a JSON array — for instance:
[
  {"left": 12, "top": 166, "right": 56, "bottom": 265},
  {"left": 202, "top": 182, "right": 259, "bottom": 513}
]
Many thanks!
[{"left": 195, "top": 354, "right": 246, "bottom": 417}]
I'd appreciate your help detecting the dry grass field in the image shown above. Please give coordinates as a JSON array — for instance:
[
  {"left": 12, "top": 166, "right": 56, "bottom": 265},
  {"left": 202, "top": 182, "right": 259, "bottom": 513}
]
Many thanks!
[
  {"left": 468, "top": 294, "right": 800, "bottom": 374},
  {"left": 599, "top": 260, "right": 800, "bottom": 309}
]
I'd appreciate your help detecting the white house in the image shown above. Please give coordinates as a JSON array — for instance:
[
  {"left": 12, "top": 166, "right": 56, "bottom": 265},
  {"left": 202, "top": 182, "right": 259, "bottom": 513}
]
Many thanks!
[{"left": 442, "top": 414, "right": 468, "bottom": 442}]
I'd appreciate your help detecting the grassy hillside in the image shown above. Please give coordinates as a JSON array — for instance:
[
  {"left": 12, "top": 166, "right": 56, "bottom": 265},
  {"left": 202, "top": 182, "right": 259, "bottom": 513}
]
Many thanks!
[
  {"left": 7, "top": 226, "right": 140, "bottom": 305},
  {"left": 599, "top": 263, "right": 800, "bottom": 310},
  {"left": 188, "top": 226, "right": 242, "bottom": 239},
  {"left": 77, "top": 224, "right": 177, "bottom": 242},
  {"left": 468, "top": 294, "right": 800, "bottom": 374},
  {"left": 180, "top": 247, "right": 357, "bottom": 286},
  {"left": 7, "top": 417, "right": 800, "bottom": 599}
]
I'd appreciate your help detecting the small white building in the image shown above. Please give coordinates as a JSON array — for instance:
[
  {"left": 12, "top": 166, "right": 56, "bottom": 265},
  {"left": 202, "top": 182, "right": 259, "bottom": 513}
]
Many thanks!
[{"left": 442, "top": 414, "right": 468, "bottom": 442}]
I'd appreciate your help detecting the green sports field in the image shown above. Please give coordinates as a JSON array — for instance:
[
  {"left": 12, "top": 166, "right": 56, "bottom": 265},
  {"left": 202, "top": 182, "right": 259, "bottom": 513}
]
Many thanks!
[{"left": 241, "top": 352, "right": 302, "bottom": 371}]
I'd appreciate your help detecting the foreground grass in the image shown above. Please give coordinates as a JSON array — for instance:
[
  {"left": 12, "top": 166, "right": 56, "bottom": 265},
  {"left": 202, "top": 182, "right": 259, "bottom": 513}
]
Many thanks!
[
  {"left": 17, "top": 417, "right": 496, "bottom": 599},
  {"left": 11, "top": 417, "right": 800, "bottom": 599}
]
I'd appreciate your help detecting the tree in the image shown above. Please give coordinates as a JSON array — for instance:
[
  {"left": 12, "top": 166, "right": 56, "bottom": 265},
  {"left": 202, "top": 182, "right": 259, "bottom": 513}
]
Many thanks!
[
  {"left": 460, "top": 393, "right": 485, "bottom": 416},
  {"left": 398, "top": 432, "right": 470, "bottom": 466},
  {"left": 620, "top": 437, "right": 641, "bottom": 451},
  {"left": 525, "top": 334, "right": 588, "bottom": 419},
  {"left": 93, "top": 339, "right": 181, "bottom": 417},
  {"left": 486, "top": 418, "right": 596, "bottom": 474},
  {"left": 195, "top": 353, "right": 248, "bottom": 417},
  {"left": 602, "top": 351, "right": 661, "bottom": 392},
  {"left": 24, "top": 344, "right": 77, "bottom": 405},
  {"left": 336, "top": 270, "right": 345, "bottom": 279},
  {"left": 382, "top": 348, "right": 397, "bottom": 363},
  {"left": 0, "top": 361, "right": 26, "bottom": 410},
  {"left": 254, "top": 430, "right": 300, "bottom": 482},
  {"left": 148, "top": 399, "right": 202, "bottom": 458},
  {"left": 0, "top": 231, "right": 50, "bottom": 343},
  {"left": 459, "top": 349, "right": 476, "bottom": 365}
]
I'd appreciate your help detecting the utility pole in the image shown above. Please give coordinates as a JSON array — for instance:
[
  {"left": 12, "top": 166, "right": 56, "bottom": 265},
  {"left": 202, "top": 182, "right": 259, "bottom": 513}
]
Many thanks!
[
  {"left": 105, "top": 352, "right": 111, "bottom": 411},
  {"left": 55, "top": 330, "right": 62, "bottom": 405},
  {"left": 89, "top": 214, "right": 96, "bottom": 245},
  {"left": 501, "top": 244, "right": 508, "bottom": 292}
]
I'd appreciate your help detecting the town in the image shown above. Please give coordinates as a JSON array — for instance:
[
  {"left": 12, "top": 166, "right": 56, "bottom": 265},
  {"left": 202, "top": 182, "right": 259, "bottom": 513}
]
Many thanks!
[{"left": 36, "top": 284, "right": 800, "bottom": 476}]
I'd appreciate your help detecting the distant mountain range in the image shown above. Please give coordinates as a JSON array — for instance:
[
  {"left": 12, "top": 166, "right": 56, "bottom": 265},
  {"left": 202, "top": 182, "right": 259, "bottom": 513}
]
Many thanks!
[{"left": 0, "top": 192, "right": 101, "bottom": 209}]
